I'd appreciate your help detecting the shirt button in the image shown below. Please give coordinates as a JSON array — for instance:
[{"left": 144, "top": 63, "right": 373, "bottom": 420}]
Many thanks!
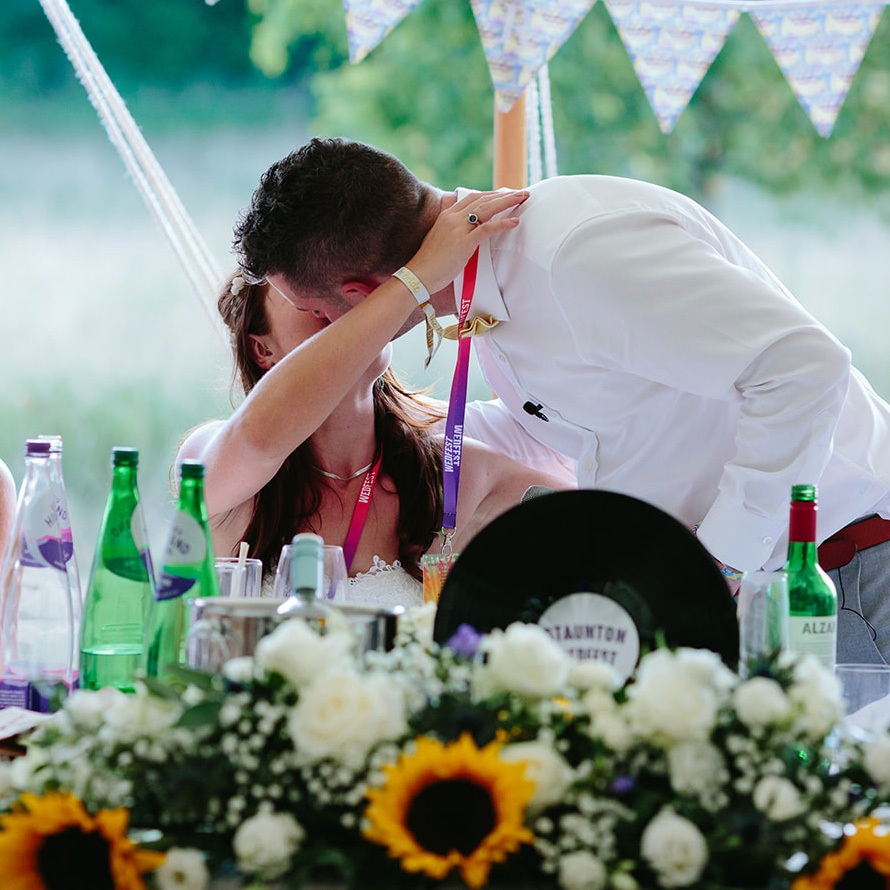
[
  {"left": 581, "top": 460, "right": 595, "bottom": 473},
  {"left": 762, "top": 536, "right": 773, "bottom": 546},
  {"left": 498, "top": 353, "right": 507, "bottom": 363}
]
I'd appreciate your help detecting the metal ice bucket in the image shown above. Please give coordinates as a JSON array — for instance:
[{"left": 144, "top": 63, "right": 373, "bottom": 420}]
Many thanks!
[
  {"left": 187, "top": 597, "right": 404, "bottom": 673},
  {"left": 187, "top": 597, "right": 285, "bottom": 673}
]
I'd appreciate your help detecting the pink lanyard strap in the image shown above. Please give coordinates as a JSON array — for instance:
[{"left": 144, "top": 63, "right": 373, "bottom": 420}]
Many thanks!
[
  {"left": 441, "top": 248, "right": 479, "bottom": 539},
  {"left": 342, "top": 453, "right": 383, "bottom": 572}
]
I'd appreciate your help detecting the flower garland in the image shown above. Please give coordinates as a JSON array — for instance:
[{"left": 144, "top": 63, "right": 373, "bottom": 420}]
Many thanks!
[{"left": 3, "top": 612, "right": 890, "bottom": 890}]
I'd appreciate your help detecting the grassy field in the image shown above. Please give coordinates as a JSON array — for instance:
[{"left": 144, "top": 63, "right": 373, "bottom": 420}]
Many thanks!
[{"left": 3, "top": 93, "right": 890, "bottom": 578}]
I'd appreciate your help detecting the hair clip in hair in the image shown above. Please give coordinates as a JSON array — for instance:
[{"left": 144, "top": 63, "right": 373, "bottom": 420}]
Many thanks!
[{"left": 231, "top": 275, "right": 246, "bottom": 297}]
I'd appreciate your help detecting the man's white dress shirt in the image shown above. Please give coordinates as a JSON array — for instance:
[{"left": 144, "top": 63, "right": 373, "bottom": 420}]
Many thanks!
[{"left": 454, "top": 176, "right": 890, "bottom": 573}]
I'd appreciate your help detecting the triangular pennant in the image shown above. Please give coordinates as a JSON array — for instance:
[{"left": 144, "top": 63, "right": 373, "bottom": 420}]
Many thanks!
[
  {"left": 471, "top": 0, "right": 596, "bottom": 113},
  {"left": 749, "top": 4, "right": 884, "bottom": 138},
  {"left": 343, "top": 0, "right": 425, "bottom": 64},
  {"left": 605, "top": 1, "right": 739, "bottom": 134}
]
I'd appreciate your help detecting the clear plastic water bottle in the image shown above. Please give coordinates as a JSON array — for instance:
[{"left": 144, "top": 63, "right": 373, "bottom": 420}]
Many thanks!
[
  {"left": 277, "top": 533, "right": 335, "bottom": 630},
  {"left": 37, "top": 434, "right": 83, "bottom": 624},
  {"left": 37, "top": 434, "right": 83, "bottom": 683},
  {"left": 0, "top": 439, "right": 78, "bottom": 710}
]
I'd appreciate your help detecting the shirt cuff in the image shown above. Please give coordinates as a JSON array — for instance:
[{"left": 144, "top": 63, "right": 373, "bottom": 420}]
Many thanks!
[{"left": 697, "top": 499, "right": 783, "bottom": 573}]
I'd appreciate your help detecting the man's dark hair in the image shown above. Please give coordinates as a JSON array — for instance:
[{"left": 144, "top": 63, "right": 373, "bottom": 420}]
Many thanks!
[{"left": 234, "top": 137, "right": 430, "bottom": 297}]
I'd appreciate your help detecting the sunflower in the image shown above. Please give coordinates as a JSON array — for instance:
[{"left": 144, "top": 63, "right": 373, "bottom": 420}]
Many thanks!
[
  {"left": 0, "top": 792, "right": 165, "bottom": 890},
  {"left": 363, "top": 733, "right": 536, "bottom": 888},
  {"left": 792, "top": 818, "right": 890, "bottom": 890}
]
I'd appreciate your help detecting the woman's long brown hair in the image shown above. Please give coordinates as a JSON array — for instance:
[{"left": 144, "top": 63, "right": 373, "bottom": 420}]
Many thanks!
[{"left": 218, "top": 273, "right": 444, "bottom": 578}]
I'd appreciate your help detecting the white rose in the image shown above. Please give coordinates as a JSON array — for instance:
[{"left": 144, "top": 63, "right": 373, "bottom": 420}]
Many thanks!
[
  {"left": 594, "top": 711, "right": 635, "bottom": 752},
  {"left": 787, "top": 655, "right": 843, "bottom": 739},
  {"left": 583, "top": 691, "right": 634, "bottom": 752},
  {"left": 864, "top": 735, "right": 890, "bottom": 784},
  {"left": 480, "top": 623, "right": 572, "bottom": 699},
  {"left": 154, "top": 847, "right": 210, "bottom": 890},
  {"left": 626, "top": 648, "right": 735, "bottom": 744},
  {"left": 255, "top": 619, "right": 354, "bottom": 688},
  {"left": 233, "top": 811, "right": 305, "bottom": 880},
  {"left": 64, "top": 686, "right": 129, "bottom": 730},
  {"left": 222, "top": 656, "right": 256, "bottom": 684},
  {"left": 396, "top": 602, "right": 437, "bottom": 648},
  {"left": 500, "top": 740, "right": 574, "bottom": 814},
  {"left": 99, "top": 685, "right": 182, "bottom": 743},
  {"left": 558, "top": 850, "right": 607, "bottom": 890},
  {"left": 288, "top": 668, "right": 407, "bottom": 768},
  {"left": 667, "top": 741, "right": 727, "bottom": 798},
  {"left": 569, "top": 661, "right": 622, "bottom": 692},
  {"left": 752, "top": 776, "right": 806, "bottom": 821},
  {"left": 733, "top": 677, "right": 791, "bottom": 729},
  {"left": 640, "top": 808, "right": 708, "bottom": 888}
]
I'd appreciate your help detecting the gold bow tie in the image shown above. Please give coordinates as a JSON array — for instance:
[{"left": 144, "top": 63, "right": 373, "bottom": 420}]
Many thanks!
[{"left": 443, "top": 315, "right": 500, "bottom": 340}]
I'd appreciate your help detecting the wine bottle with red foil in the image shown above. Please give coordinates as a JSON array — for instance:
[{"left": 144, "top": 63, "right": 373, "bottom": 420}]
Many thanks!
[{"left": 784, "top": 484, "right": 837, "bottom": 672}]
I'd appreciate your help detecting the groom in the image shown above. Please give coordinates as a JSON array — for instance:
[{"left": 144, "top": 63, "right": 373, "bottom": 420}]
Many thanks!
[{"left": 234, "top": 136, "right": 890, "bottom": 664}]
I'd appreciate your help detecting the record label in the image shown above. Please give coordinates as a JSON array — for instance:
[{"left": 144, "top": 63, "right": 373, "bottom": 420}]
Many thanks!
[{"left": 539, "top": 592, "right": 640, "bottom": 680}]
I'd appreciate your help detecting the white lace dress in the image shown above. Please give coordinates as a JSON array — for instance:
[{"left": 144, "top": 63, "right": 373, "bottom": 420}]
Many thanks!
[
  {"left": 339, "top": 556, "right": 424, "bottom": 609},
  {"left": 261, "top": 555, "right": 423, "bottom": 609}
]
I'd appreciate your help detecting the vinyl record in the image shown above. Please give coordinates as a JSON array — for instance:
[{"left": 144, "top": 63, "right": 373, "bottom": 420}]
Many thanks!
[{"left": 433, "top": 490, "right": 739, "bottom": 670}]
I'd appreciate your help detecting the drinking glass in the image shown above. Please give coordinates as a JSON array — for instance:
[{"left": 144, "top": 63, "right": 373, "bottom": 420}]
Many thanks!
[
  {"left": 215, "top": 557, "right": 263, "bottom": 598},
  {"left": 737, "top": 570, "right": 790, "bottom": 677},
  {"left": 271, "top": 544, "right": 349, "bottom": 601},
  {"left": 836, "top": 663, "right": 890, "bottom": 731}
]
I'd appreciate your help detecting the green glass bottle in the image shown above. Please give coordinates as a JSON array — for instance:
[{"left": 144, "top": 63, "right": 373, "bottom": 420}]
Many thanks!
[
  {"left": 80, "top": 448, "right": 156, "bottom": 693},
  {"left": 784, "top": 484, "right": 837, "bottom": 672},
  {"left": 143, "top": 460, "right": 220, "bottom": 679}
]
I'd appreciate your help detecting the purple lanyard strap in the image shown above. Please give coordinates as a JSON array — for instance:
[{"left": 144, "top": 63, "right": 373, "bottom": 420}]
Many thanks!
[{"left": 441, "top": 249, "right": 479, "bottom": 547}]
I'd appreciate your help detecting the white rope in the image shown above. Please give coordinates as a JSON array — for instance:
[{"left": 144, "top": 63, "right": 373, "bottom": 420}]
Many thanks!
[
  {"left": 538, "top": 64, "right": 558, "bottom": 180},
  {"left": 38, "top": 0, "right": 227, "bottom": 342},
  {"left": 526, "top": 65, "right": 558, "bottom": 185},
  {"left": 525, "top": 75, "right": 543, "bottom": 185}
]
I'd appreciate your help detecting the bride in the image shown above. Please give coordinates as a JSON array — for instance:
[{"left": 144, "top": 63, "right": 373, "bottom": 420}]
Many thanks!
[{"left": 178, "top": 193, "right": 571, "bottom": 607}]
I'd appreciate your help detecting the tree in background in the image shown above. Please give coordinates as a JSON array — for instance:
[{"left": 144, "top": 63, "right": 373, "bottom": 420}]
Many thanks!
[
  {"left": 6, "top": 0, "right": 890, "bottom": 200},
  {"left": 246, "top": 0, "right": 890, "bottom": 205}
]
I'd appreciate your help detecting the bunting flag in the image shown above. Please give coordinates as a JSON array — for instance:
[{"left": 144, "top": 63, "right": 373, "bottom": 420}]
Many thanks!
[
  {"left": 605, "top": 1, "right": 740, "bottom": 134},
  {"left": 470, "top": 0, "right": 596, "bottom": 112},
  {"left": 748, "top": 4, "right": 885, "bottom": 137},
  {"left": 343, "top": 0, "right": 424, "bottom": 63},
  {"left": 343, "top": 0, "right": 889, "bottom": 140}
]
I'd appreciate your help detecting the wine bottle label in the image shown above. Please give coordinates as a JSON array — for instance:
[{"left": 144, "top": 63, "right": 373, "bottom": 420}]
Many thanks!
[
  {"left": 787, "top": 615, "right": 837, "bottom": 670},
  {"left": 155, "top": 512, "right": 207, "bottom": 601},
  {"left": 538, "top": 592, "right": 641, "bottom": 682}
]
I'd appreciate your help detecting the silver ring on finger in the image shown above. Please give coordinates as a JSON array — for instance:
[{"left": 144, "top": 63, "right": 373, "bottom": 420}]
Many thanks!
[{"left": 467, "top": 213, "right": 481, "bottom": 226}]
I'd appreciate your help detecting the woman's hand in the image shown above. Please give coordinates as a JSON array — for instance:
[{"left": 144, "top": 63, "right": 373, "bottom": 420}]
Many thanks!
[{"left": 408, "top": 190, "right": 529, "bottom": 296}]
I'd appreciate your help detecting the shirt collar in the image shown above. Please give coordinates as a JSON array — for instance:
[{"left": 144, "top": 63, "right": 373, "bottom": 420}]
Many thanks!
[{"left": 453, "top": 188, "right": 510, "bottom": 323}]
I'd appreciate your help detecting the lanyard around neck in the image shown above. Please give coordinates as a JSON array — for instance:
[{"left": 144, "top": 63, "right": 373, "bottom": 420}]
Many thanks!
[
  {"left": 342, "top": 453, "right": 383, "bottom": 572},
  {"left": 441, "top": 248, "right": 479, "bottom": 540}
]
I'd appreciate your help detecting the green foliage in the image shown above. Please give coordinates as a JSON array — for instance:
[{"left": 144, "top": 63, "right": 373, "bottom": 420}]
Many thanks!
[
  {"left": 10, "top": 0, "right": 890, "bottom": 198},
  {"left": 244, "top": 0, "right": 890, "bottom": 203},
  {"left": 285, "top": 0, "right": 497, "bottom": 187}
]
